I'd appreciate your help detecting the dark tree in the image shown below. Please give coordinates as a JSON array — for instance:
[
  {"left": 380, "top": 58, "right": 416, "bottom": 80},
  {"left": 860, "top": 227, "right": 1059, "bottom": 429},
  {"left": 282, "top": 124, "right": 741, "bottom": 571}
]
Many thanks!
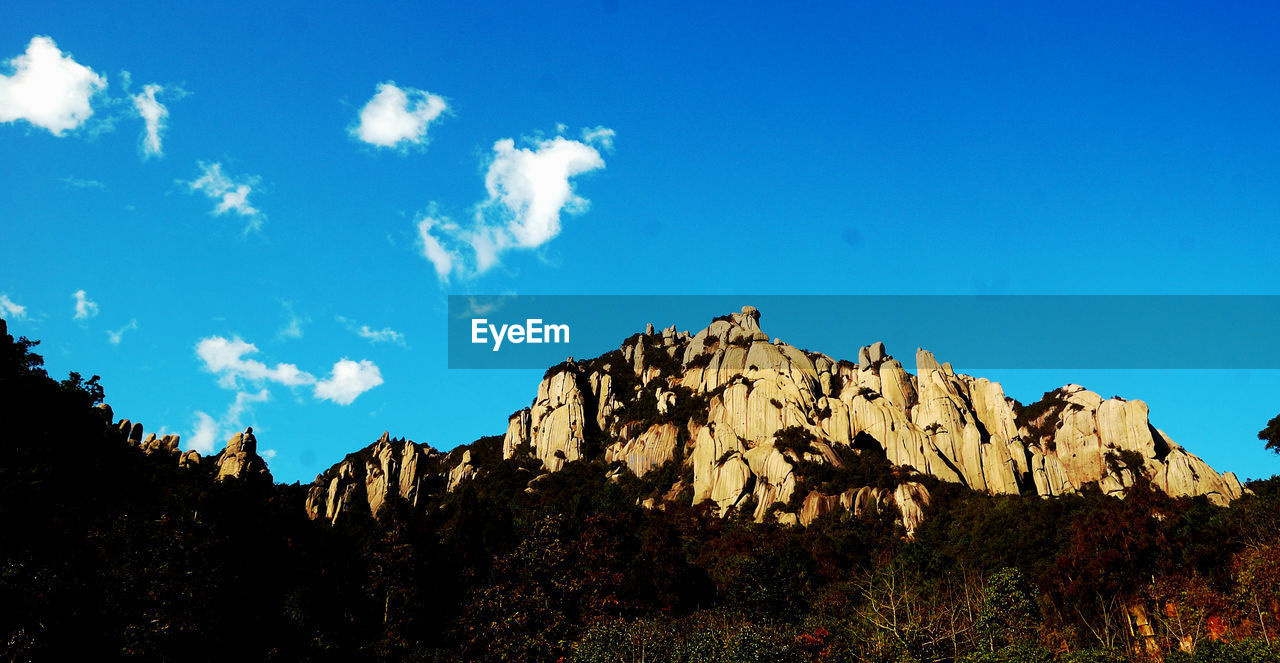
[{"left": 1259, "top": 413, "right": 1280, "bottom": 455}]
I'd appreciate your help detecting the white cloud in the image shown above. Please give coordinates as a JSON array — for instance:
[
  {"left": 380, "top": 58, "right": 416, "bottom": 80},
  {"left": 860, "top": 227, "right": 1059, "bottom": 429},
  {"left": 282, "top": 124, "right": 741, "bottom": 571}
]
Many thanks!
[
  {"left": 185, "top": 162, "right": 264, "bottom": 231},
  {"left": 351, "top": 82, "right": 447, "bottom": 149},
  {"left": 277, "top": 302, "right": 307, "bottom": 341},
  {"left": 483, "top": 135, "right": 606, "bottom": 247},
  {"left": 133, "top": 83, "right": 168, "bottom": 158},
  {"left": 196, "top": 335, "right": 383, "bottom": 406},
  {"left": 189, "top": 411, "right": 218, "bottom": 454},
  {"left": 314, "top": 359, "right": 383, "bottom": 405},
  {"left": 225, "top": 388, "right": 269, "bottom": 426},
  {"left": 61, "top": 175, "right": 103, "bottom": 189},
  {"left": 0, "top": 294, "right": 26, "bottom": 319},
  {"left": 357, "top": 325, "right": 404, "bottom": 345},
  {"left": 337, "top": 316, "right": 406, "bottom": 346},
  {"left": 196, "top": 336, "right": 315, "bottom": 388},
  {"left": 417, "top": 127, "right": 612, "bottom": 281},
  {"left": 72, "top": 289, "right": 98, "bottom": 320},
  {"left": 580, "top": 126, "right": 615, "bottom": 151},
  {"left": 107, "top": 318, "right": 138, "bottom": 345},
  {"left": 417, "top": 216, "right": 456, "bottom": 281},
  {"left": 0, "top": 36, "right": 106, "bottom": 136},
  {"left": 187, "top": 388, "right": 268, "bottom": 455},
  {"left": 261, "top": 448, "right": 277, "bottom": 460},
  {"left": 279, "top": 316, "right": 304, "bottom": 340}
]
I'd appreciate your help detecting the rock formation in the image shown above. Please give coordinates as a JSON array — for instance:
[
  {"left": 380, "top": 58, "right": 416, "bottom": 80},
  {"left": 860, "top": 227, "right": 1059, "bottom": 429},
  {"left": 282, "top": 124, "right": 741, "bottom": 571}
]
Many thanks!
[
  {"left": 303, "top": 306, "right": 1244, "bottom": 532},
  {"left": 114, "top": 415, "right": 196, "bottom": 466},
  {"left": 493, "top": 305, "right": 1244, "bottom": 530},
  {"left": 303, "top": 431, "right": 481, "bottom": 524},
  {"left": 213, "top": 427, "right": 272, "bottom": 481}
]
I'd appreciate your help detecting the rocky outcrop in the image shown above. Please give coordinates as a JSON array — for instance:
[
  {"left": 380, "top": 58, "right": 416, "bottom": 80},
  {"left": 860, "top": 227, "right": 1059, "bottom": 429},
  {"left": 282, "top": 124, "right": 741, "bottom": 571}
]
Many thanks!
[
  {"left": 773, "top": 481, "right": 930, "bottom": 535},
  {"left": 605, "top": 422, "right": 680, "bottom": 477},
  {"left": 447, "top": 449, "right": 477, "bottom": 492},
  {"left": 491, "top": 305, "right": 1245, "bottom": 531},
  {"left": 114, "top": 415, "right": 198, "bottom": 467},
  {"left": 303, "top": 432, "right": 485, "bottom": 524},
  {"left": 213, "top": 427, "right": 271, "bottom": 482},
  {"left": 1017, "top": 386, "right": 1244, "bottom": 505},
  {"left": 297, "top": 306, "right": 1244, "bottom": 533}
]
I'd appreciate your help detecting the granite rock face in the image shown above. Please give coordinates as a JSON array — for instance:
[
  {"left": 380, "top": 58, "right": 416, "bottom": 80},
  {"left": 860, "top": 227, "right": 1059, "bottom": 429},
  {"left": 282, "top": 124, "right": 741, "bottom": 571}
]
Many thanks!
[
  {"left": 492, "top": 305, "right": 1244, "bottom": 532},
  {"left": 114, "top": 415, "right": 199, "bottom": 467},
  {"left": 304, "top": 432, "right": 485, "bottom": 524},
  {"left": 213, "top": 427, "right": 272, "bottom": 482},
  {"left": 301, "top": 306, "right": 1243, "bottom": 531}
]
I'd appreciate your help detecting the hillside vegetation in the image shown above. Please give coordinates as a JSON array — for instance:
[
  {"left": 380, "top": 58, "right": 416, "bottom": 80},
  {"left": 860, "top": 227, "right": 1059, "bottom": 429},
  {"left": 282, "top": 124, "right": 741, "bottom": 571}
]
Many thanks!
[{"left": 2, "top": 318, "right": 1278, "bottom": 662}]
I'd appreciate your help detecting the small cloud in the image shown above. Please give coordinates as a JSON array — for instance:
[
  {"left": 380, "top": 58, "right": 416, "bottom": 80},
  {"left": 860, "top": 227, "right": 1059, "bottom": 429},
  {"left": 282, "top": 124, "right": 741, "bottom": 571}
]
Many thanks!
[
  {"left": 417, "top": 126, "right": 612, "bottom": 281},
  {"left": 351, "top": 81, "right": 448, "bottom": 150},
  {"left": 196, "top": 334, "right": 382, "bottom": 407},
  {"left": 357, "top": 326, "right": 405, "bottom": 345},
  {"left": 417, "top": 215, "right": 456, "bottom": 281},
  {"left": 460, "top": 295, "right": 511, "bottom": 317},
  {"left": 184, "top": 161, "right": 265, "bottom": 232},
  {"left": 0, "top": 36, "right": 107, "bottom": 136},
  {"left": 261, "top": 448, "right": 277, "bottom": 460},
  {"left": 189, "top": 411, "right": 218, "bottom": 454},
  {"left": 72, "top": 289, "right": 98, "bottom": 320},
  {"left": 225, "top": 388, "right": 269, "bottom": 426},
  {"left": 107, "top": 318, "right": 138, "bottom": 345},
  {"left": 314, "top": 358, "right": 383, "bottom": 405},
  {"left": 338, "top": 316, "right": 406, "bottom": 346},
  {"left": 0, "top": 294, "right": 26, "bottom": 319},
  {"left": 277, "top": 302, "right": 308, "bottom": 341},
  {"left": 187, "top": 389, "right": 269, "bottom": 455},
  {"left": 580, "top": 126, "right": 615, "bottom": 151},
  {"left": 133, "top": 83, "right": 168, "bottom": 158},
  {"left": 196, "top": 336, "right": 314, "bottom": 388},
  {"left": 60, "top": 175, "right": 103, "bottom": 189}
]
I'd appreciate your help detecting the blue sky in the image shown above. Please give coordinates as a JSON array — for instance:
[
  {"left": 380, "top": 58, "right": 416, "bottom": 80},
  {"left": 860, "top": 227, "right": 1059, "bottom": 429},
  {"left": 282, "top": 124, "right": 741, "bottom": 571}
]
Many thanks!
[{"left": 2, "top": 2, "right": 1279, "bottom": 483}]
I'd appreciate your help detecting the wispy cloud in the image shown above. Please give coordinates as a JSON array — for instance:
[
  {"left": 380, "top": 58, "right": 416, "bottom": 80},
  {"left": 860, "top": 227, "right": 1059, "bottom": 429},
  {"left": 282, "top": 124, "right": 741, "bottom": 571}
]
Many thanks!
[
  {"left": 188, "top": 411, "right": 218, "bottom": 454},
  {"left": 0, "top": 294, "right": 26, "bottom": 319},
  {"left": 0, "top": 36, "right": 106, "bottom": 136},
  {"left": 196, "top": 335, "right": 383, "bottom": 406},
  {"left": 418, "top": 126, "right": 613, "bottom": 281},
  {"left": 72, "top": 289, "right": 98, "bottom": 320},
  {"left": 417, "top": 215, "right": 456, "bottom": 281},
  {"left": 61, "top": 175, "right": 103, "bottom": 189},
  {"left": 277, "top": 302, "right": 308, "bottom": 341},
  {"left": 133, "top": 83, "right": 168, "bottom": 158},
  {"left": 337, "top": 316, "right": 406, "bottom": 346},
  {"left": 107, "top": 318, "right": 138, "bottom": 345},
  {"left": 196, "top": 336, "right": 313, "bottom": 388},
  {"left": 184, "top": 162, "right": 265, "bottom": 232},
  {"left": 187, "top": 388, "right": 269, "bottom": 455},
  {"left": 579, "top": 126, "right": 615, "bottom": 151},
  {"left": 350, "top": 81, "right": 447, "bottom": 150},
  {"left": 356, "top": 326, "right": 405, "bottom": 345}
]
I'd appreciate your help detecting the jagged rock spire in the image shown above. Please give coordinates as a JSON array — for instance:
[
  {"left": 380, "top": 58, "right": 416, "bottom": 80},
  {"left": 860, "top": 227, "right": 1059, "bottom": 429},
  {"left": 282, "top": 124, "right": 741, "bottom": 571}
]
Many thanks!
[{"left": 214, "top": 427, "right": 271, "bottom": 481}]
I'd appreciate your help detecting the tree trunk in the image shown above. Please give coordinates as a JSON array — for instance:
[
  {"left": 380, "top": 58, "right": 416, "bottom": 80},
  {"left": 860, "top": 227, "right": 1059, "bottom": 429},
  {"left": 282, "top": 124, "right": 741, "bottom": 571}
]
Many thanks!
[{"left": 1127, "top": 601, "right": 1162, "bottom": 659}]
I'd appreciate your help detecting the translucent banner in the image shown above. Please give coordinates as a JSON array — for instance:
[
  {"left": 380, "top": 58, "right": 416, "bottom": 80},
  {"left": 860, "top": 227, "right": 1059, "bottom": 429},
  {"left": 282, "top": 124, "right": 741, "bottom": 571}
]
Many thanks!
[{"left": 446, "top": 295, "right": 1280, "bottom": 369}]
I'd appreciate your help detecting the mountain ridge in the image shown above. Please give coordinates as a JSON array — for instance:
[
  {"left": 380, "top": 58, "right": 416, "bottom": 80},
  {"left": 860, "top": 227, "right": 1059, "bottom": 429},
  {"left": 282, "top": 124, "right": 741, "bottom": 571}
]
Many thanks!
[
  {"left": 291, "top": 306, "right": 1244, "bottom": 532},
  {"left": 103, "top": 306, "right": 1245, "bottom": 533}
]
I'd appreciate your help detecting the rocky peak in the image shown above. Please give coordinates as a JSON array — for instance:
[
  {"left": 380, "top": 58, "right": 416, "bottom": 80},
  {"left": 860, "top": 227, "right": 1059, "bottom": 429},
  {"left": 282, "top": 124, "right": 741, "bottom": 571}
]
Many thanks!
[
  {"left": 304, "top": 432, "right": 489, "bottom": 524},
  {"left": 493, "top": 307, "right": 1245, "bottom": 533},
  {"left": 113, "top": 413, "right": 200, "bottom": 468},
  {"left": 303, "top": 307, "right": 1246, "bottom": 532},
  {"left": 214, "top": 427, "right": 271, "bottom": 481}
]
